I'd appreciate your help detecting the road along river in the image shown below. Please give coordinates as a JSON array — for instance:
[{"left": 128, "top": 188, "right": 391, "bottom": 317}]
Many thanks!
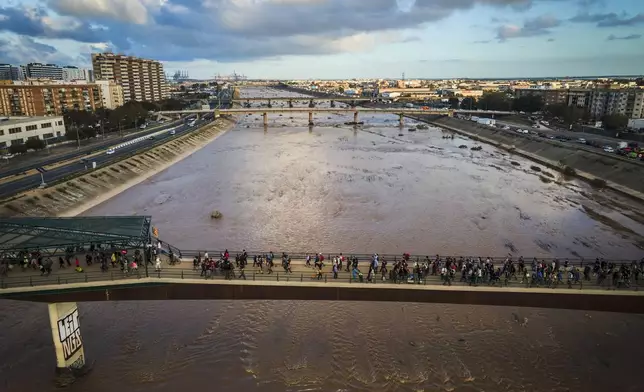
[{"left": 1, "top": 88, "right": 643, "bottom": 392}]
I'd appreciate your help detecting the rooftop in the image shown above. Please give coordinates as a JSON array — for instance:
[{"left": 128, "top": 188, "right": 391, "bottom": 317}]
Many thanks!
[
  {"left": 0, "top": 116, "right": 64, "bottom": 127},
  {"left": 0, "top": 216, "right": 152, "bottom": 252}
]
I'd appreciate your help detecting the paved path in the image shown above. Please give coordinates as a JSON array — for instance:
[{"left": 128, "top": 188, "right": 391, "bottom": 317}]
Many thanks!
[{"left": 2, "top": 255, "right": 638, "bottom": 292}]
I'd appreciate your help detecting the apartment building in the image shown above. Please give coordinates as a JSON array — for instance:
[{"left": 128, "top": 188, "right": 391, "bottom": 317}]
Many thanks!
[
  {"left": 567, "top": 89, "right": 592, "bottom": 108},
  {"left": 25, "top": 63, "right": 64, "bottom": 80},
  {"left": 514, "top": 88, "right": 568, "bottom": 106},
  {"left": 0, "top": 64, "right": 23, "bottom": 81},
  {"left": 94, "top": 80, "right": 124, "bottom": 109},
  {"left": 92, "top": 53, "right": 168, "bottom": 102},
  {"left": 0, "top": 116, "right": 66, "bottom": 149},
  {"left": 62, "top": 66, "right": 91, "bottom": 82},
  {"left": 0, "top": 83, "right": 103, "bottom": 116},
  {"left": 588, "top": 90, "right": 644, "bottom": 119}
]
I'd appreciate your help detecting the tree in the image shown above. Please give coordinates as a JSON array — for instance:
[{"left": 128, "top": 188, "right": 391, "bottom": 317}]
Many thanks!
[
  {"left": 546, "top": 104, "right": 588, "bottom": 125},
  {"left": 602, "top": 113, "right": 628, "bottom": 130},
  {"left": 338, "top": 86, "right": 345, "bottom": 93},
  {"left": 25, "top": 138, "right": 45, "bottom": 150},
  {"left": 448, "top": 97, "right": 460, "bottom": 109},
  {"left": 478, "top": 92, "right": 512, "bottom": 111},
  {"left": 8, "top": 144, "right": 28, "bottom": 155},
  {"left": 460, "top": 97, "right": 477, "bottom": 110},
  {"left": 513, "top": 95, "right": 544, "bottom": 113}
]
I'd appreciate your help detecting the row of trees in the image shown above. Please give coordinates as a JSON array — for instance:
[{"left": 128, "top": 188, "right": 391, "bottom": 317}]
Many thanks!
[
  {"left": 448, "top": 92, "right": 630, "bottom": 130},
  {"left": 448, "top": 92, "right": 543, "bottom": 113},
  {"left": 63, "top": 98, "right": 186, "bottom": 142}
]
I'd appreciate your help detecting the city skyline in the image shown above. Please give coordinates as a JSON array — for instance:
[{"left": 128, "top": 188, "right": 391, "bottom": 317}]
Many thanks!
[{"left": 0, "top": 1, "right": 643, "bottom": 80}]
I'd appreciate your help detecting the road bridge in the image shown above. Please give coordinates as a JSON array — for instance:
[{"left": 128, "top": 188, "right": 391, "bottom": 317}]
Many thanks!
[{"left": 157, "top": 108, "right": 512, "bottom": 126}]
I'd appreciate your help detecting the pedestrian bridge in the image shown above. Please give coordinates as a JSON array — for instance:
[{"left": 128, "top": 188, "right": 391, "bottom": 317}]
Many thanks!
[{"left": 2, "top": 270, "right": 643, "bottom": 314}]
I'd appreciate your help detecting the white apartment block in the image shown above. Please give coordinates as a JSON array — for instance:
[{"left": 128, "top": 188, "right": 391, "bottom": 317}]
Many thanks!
[
  {"left": 95, "top": 80, "right": 125, "bottom": 109},
  {"left": 62, "top": 66, "right": 90, "bottom": 82},
  {"left": 92, "top": 53, "right": 169, "bottom": 103},
  {"left": 0, "top": 116, "right": 66, "bottom": 149},
  {"left": 589, "top": 90, "right": 644, "bottom": 119}
]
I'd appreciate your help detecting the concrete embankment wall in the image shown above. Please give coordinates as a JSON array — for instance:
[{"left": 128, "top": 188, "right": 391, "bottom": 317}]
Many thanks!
[
  {"left": 0, "top": 117, "right": 236, "bottom": 218},
  {"left": 427, "top": 117, "right": 644, "bottom": 197}
]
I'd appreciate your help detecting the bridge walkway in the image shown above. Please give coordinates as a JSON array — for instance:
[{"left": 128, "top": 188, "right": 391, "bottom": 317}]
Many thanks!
[{"left": 1, "top": 256, "right": 639, "bottom": 293}]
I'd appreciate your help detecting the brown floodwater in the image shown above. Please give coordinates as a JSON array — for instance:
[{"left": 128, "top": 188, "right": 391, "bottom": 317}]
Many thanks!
[{"left": 2, "top": 88, "right": 644, "bottom": 392}]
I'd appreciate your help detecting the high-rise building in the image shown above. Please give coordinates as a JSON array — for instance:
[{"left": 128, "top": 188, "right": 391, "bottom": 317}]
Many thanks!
[
  {"left": 0, "top": 64, "right": 23, "bottom": 81},
  {"left": 0, "top": 83, "right": 103, "bottom": 116},
  {"left": 94, "top": 80, "right": 124, "bottom": 109},
  {"left": 589, "top": 89, "right": 644, "bottom": 119},
  {"left": 62, "top": 66, "right": 90, "bottom": 82},
  {"left": 91, "top": 53, "right": 169, "bottom": 102},
  {"left": 25, "top": 63, "right": 64, "bottom": 80}
]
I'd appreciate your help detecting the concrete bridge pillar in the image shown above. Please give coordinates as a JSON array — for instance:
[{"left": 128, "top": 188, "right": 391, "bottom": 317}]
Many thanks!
[
  {"left": 308, "top": 112, "right": 313, "bottom": 125},
  {"left": 399, "top": 113, "right": 404, "bottom": 127},
  {"left": 330, "top": 100, "right": 335, "bottom": 108},
  {"left": 308, "top": 99, "right": 315, "bottom": 108},
  {"left": 263, "top": 112, "right": 268, "bottom": 126},
  {"left": 353, "top": 111, "right": 358, "bottom": 124},
  {"left": 267, "top": 99, "right": 272, "bottom": 108},
  {"left": 288, "top": 99, "right": 293, "bottom": 108},
  {"left": 49, "top": 302, "right": 86, "bottom": 375}
]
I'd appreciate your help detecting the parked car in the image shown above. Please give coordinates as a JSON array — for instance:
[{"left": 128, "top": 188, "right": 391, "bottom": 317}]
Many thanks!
[
  {"left": 106, "top": 149, "right": 115, "bottom": 155},
  {"left": 603, "top": 146, "right": 615, "bottom": 153},
  {"left": 169, "top": 130, "right": 176, "bottom": 135},
  {"left": 577, "top": 138, "right": 586, "bottom": 144}
]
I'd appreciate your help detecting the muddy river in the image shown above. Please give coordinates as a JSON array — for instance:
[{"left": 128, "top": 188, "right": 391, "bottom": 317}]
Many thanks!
[{"left": 1, "top": 88, "right": 643, "bottom": 392}]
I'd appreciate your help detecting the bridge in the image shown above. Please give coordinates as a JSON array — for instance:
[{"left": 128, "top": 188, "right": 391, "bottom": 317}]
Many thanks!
[
  {"left": 2, "top": 217, "right": 642, "bottom": 377},
  {"left": 157, "top": 107, "right": 512, "bottom": 126}
]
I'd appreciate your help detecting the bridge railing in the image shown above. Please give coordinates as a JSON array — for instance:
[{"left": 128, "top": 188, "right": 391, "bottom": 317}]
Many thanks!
[
  {"left": 177, "top": 250, "right": 639, "bottom": 267},
  {"left": 0, "top": 264, "right": 640, "bottom": 292}
]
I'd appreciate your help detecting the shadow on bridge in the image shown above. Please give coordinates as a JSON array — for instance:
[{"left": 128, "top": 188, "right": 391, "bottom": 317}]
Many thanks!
[{"left": 2, "top": 268, "right": 643, "bottom": 314}]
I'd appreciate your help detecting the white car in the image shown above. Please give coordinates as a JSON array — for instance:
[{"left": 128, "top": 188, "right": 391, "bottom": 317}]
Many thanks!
[
  {"left": 521, "top": 129, "right": 529, "bottom": 134},
  {"left": 169, "top": 130, "right": 176, "bottom": 135},
  {"left": 603, "top": 146, "right": 615, "bottom": 153},
  {"left": 106, "top": 149, "right": 115, "bottom": 155}
]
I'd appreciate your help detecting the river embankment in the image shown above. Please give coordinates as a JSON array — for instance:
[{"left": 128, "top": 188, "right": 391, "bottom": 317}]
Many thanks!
[
  {"left": 423, "top": 116, "right": 644, "bottom": 199},
  {"left": 0, "top": 117, "right": 236, "bottom": 218}
]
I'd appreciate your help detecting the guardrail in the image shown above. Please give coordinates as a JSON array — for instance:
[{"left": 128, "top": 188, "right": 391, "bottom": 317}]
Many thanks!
[
  {"left": 0, "top": 265, "right": 640, "bottom": 292},
  {"left": 176, "top": 250, "right": 640, "bottom": 267}
]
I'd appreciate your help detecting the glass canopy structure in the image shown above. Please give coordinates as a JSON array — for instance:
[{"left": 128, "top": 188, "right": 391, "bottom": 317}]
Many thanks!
[{"left": 0, "top": 216, "right": 152, "bottom": 253}]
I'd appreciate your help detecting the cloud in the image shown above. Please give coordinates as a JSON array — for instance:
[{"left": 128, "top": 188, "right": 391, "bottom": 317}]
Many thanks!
[
  {"left": 0, "top": 34, "right": 77, "bottom": 65},
  {"left": 0, "top": 0, "right": 603, "bottom": 66},
  {"left": 48, "top": 0, "right": 153, "bottom": 24},
  {"left": 570, "top": 12, "right": 644, "bottom": 27},
  {"left": 496, "top": 14, "right": 560, "bottom": 41},
  {"left": 607, "top": 33, "right": 642, "bottom": 41}
]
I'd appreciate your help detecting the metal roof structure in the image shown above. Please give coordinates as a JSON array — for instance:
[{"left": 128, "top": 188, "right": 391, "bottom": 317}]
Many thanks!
[{"left": 0, "top": 216, "right": 151, "bottom": 252}]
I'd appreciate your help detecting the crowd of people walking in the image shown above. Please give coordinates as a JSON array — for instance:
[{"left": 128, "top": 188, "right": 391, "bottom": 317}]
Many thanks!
[{"left": 2, "top": 244, "right": 643, "bottom": 291}]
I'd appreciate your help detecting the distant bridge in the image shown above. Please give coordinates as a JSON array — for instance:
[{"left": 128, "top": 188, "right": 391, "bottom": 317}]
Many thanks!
[{"left": 157, "top": 108, "right": 512, "bottom": 126}]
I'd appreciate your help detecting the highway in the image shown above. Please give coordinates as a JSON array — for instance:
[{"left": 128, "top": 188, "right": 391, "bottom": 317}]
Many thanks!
[
  {"left": 0, "top": 114, "right": 214, "bottom": 200},
  {"left": 0, "top": 120, "right": 185, "bottom": 179}
]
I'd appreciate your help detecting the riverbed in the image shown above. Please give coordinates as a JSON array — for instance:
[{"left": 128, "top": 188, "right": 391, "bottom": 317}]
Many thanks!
[{"left": 1, "top": 87, "right": 643, "bottom": 392}]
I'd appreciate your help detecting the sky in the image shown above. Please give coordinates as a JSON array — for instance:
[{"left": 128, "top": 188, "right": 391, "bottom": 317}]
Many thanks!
[{"left": 0, "top": 0, "right": 643, "bottom": 79}]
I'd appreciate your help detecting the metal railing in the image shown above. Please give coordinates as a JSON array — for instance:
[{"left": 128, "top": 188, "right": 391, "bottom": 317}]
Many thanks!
[
  {"left": 176, "top": 250, "right": 640, "bottom": 267},
  {"left": 1, "top": 264, "right": 641, "bottom": 292}
]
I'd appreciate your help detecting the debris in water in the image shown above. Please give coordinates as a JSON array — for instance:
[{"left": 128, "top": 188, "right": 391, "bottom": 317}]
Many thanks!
[
  {"left": 210, "top": 210, "right": 223, "bottom": 219},
  {"left": 458, "top": 145, "right": 468, "bottom": 149}
]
